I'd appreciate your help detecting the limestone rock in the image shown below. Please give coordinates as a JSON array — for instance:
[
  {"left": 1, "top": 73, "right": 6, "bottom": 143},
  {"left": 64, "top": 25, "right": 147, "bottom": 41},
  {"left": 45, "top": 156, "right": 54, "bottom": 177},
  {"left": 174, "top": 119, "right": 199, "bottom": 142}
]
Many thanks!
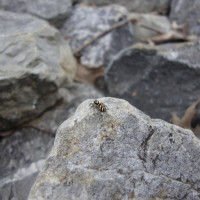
[
  {"left": 74, "top": 0, "right": 170, "bottom": 13},
  {"left": 61, "top": 4, "right": 133, "bottom": 68},
  {"left": 0, "top": 11, "right": 76, "bottom": 131},
  {"left": 170, "top": 0, "right": 200, "bottom": 36},
  {"left": 28, "top": 98, "right": 200, "bottom": 200},
  {"left": 0, "top": 0, "right": 72, "bottom": 27},
  {"left": 105, "top": 42, "right": 200, "bottom": 122}
]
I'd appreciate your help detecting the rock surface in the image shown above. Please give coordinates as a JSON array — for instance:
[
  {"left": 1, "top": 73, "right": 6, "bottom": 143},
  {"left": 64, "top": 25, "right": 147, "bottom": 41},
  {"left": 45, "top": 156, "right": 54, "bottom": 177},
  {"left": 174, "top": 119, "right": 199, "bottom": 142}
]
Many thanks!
[
  {"left": 0, "top": 129, "right": 54, "bottom": 200},
  {"left": 105, "top": 42, "right": 200, "bottom": 122},
  {"left": 0, "top": 0, "right": 72, "bottom": 27},
  {"left": 0, "top": 11, "right": 76, "bottom": 131},
  {"left": 170, "top": 0, "right": 200, "bottom": 36},
  {"left": 28, "top": 97, "right": 200, "bottom": 200},
  {"left": 61, "top": 4, "right": 133, "bottom": 68},
  {"left": 0, "top": 83, "right": 103, "bottom": 200},
  {"left": 74, "top": 0, "right": 170, "bottom": 13}
]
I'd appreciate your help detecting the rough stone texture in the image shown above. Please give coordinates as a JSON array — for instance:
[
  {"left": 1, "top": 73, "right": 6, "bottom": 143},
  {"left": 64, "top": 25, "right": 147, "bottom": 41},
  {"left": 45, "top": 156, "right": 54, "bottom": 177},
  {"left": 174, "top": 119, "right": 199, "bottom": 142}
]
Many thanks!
[
  {"left": 28, "top": 97, "right": 200, "bottom": 200},
  {"left": 105, "top": 42, "right": 200, "bottom": 122},
  {"left": 0, "top": 129, "right": 54, "bottom": 200},
  {"left": 61, "top": 4, "right": 133, "bottom": 68},
  {"left": 170, "top": 0, "right": 200, "bottom": 36},
  {"left": 131, "top": 13, "right": 171, "bottom": 42},
  {"left": 0, "top": 11, "right": 76, "bottom": 131},
  {"left": 74, "top": 0, "right": 170, "bottom": 13},
  {"left": 0, "top": 0, "right": 72, "bottom": 27},
  {"left": 0, "top": 83, "right": 103, "bottom": 200}
]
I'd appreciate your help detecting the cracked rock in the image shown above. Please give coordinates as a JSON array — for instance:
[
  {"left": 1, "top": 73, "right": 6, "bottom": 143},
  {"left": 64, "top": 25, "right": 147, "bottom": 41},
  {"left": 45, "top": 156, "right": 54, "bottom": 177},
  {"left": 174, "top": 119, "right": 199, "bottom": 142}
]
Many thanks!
[
  {"left": 61, "top": 4, "right": 133, "bottom": 68},
  {"left": 28, "top": 97, "right": 200, "bottom": 200},
  {"left": 0, "top": 11, "right": 76, "bottom": 131},
  {"left": 105, "top": 42, "right": 200, "bottom": 121}
]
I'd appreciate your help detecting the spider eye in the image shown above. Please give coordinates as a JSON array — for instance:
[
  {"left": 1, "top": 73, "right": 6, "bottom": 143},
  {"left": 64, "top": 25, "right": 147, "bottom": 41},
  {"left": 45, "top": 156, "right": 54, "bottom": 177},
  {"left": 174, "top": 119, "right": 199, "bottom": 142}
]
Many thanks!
[{"left": 94, "top": 100, "right": 99, "bottom": 104}]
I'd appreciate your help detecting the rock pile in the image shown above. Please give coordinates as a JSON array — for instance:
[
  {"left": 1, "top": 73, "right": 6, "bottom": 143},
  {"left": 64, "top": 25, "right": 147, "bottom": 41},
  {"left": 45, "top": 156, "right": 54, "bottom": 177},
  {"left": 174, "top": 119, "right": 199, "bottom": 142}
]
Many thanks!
[{"left": 0, "top": 0, "right": 199, "bottom": 199}]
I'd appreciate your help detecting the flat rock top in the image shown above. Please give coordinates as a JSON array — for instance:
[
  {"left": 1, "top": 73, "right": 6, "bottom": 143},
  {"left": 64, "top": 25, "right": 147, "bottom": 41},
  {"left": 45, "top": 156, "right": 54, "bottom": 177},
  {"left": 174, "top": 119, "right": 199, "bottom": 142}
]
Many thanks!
[{"left": 29, "top": 98, "right": 200, "bottom": 200}]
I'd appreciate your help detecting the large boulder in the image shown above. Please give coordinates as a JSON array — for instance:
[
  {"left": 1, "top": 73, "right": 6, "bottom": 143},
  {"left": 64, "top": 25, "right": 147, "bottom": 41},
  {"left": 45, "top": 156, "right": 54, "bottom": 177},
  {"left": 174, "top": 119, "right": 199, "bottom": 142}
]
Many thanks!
[
  {"left": 0, "top": 11, "right": 76, "bottom": 131},
  {"left": 0, "top": 0, "right": 72, "bottom": 27},
  {"left": 105, "top": 42, "right": 200, "bottom": 121},
  {"left": 28, "top": 97, "right": 200, "bottom": 200},
  {"left": 61, "top": 4, "right": 133, "bottom": 68},
  {"left": 74, "top": 0, "right": 170, "bottom": 13},
  {"left": 170, "top": 0, "right": 200, "bottom": 36}
]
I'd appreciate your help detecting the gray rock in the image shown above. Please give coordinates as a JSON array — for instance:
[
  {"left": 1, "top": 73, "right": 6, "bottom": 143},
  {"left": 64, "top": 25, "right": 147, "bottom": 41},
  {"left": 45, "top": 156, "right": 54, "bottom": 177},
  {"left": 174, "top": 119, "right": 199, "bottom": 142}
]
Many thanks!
[
  {"left": 0, "top": 11, "right": 76, "bottom": 131},
  {"left": 0, "top": 129, "right": 54, "bottom": 200},
  {"left": 170, "top": 0, "right": 200, "bottom": 36},
  {"left": 0, "top": 0, "right": 72, "bottom": 27},
  {"left": 0, "top": 83, "right": 103, "bottom": 200},
  {"left": 61, "top": 4, "right": 133, "bottom": 68},
  {"left": 105, "top": 42, "right": 200, "bottom": 122},
  {"left": 28, "top": 97, "right": 200, "bottom": 200},
  {"left": 74, "top": 0, "right": 170, "bottom": 13}
]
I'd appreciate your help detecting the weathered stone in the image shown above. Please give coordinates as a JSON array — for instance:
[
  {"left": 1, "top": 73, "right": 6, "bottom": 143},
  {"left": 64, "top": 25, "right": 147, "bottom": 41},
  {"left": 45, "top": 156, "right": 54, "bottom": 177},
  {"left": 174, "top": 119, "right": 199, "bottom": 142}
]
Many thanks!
[
  {"left": 29, "top": 98, "right": 200, "bottom": 200},
  {"left": 170, "top": 0, "right": 200, "bottom": 36},
  {"left": 0, "top": 83, "right": 102, "bottom": 200},
  {"left": 61, "top": 4, "right": 133, "bottom": 68},
  {"left": 105, "top": 42, "right": 200, "bottom": 122},
  {"left": 130, "top": 13, "right": 171, "bottom": 42},
  {"left": 0, "top": 11, "right": 76, "bottom": 131},
  {"left": 0, "top": 0, "right": 72, "bottom": 27},
  {"left": 0, "top": 129, "right": 54, "bottom": 200},
  {"left": 74, "top": 0, "right": 170, "bottom": 13}
]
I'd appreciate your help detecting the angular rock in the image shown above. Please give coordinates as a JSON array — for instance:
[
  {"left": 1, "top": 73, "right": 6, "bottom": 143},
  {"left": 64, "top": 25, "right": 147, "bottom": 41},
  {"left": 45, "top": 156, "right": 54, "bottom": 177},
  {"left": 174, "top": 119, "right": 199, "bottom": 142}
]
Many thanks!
[
  {"left": 0, "top": 129, "right": 54, "bottom": 200},
  {"left": 61, "top": 4, "right": 133, "bottom": 68},
  {"left": 74, "top": 0, "right": 170, "bottom": 13},
  {"left": 29, "top": 98, "right": 200, "bottom": 200},
  {"left": 170, "top": 0, "right": 200, "bottom": 36},
  {"left": 0, "top": 0, "right": 72, "bottom": 27},
  {"left": 105, "top": 42, "right": 200, "bottom": 122},
  {"left": 0, "top": 11, "right": 76, "bottom": 131}
]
